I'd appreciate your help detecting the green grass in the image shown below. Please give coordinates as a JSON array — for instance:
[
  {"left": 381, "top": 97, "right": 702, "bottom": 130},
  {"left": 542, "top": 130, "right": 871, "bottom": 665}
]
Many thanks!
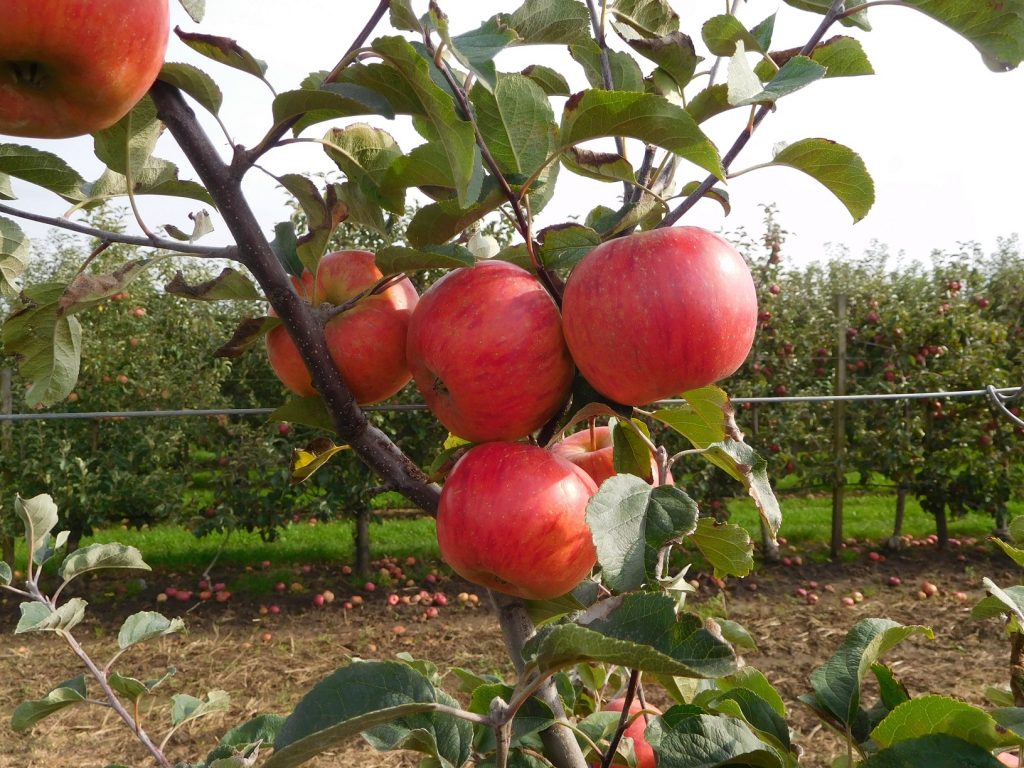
[{"left": 8, "top": 490, "right": 1022, "bottom": 575}]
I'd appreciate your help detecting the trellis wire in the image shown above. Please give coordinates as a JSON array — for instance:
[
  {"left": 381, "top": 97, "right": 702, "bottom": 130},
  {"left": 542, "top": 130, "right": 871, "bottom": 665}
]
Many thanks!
[{"left": 1, "top": 385, "right": 1021, "bottom": 422}]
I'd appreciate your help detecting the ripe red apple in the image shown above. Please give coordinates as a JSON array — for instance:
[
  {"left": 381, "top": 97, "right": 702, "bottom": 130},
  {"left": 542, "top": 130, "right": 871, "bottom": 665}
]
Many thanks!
[
  {"left": 406, "top": 260, "right": 574, "bottom": 442},
  {"left": 437, "top": 442, "right": 597, "bottom": 600},
  {"left": 561, "top": 227, "right": 757, "bottom": 405},
  {"left": 549, "top": 425, "right": 666, "bottom": 486},
  {"left": 594, "top": 698, "right": 660, "bottom": 768},
  {"left": 266, "top": 250, "right": 418, "bottom": 404},
  {"left": 0, "top": 0, "right": 169, "bottom": 138}
]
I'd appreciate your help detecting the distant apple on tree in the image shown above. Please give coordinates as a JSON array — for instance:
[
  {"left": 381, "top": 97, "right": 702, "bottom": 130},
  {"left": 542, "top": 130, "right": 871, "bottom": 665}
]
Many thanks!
[{"left": 0, "top": 0, "right": 169, "bottom": 138}]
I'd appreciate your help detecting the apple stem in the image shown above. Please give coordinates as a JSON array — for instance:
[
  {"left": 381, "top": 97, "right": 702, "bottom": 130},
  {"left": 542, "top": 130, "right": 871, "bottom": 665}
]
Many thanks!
[{"left": 588, "top": 418, "right": 598, "bottom": 453}]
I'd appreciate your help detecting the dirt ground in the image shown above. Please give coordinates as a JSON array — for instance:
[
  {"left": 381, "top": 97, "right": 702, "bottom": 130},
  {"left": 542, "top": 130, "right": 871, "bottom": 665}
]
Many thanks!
[{"left": 1, "top": 542, "right": 1020, "bottom": 768}]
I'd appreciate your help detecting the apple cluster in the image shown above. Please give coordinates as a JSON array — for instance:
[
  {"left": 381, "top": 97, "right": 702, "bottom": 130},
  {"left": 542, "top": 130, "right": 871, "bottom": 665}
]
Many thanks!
[{"left": 266, "top": 227, "right": 756, "bottom": 601}]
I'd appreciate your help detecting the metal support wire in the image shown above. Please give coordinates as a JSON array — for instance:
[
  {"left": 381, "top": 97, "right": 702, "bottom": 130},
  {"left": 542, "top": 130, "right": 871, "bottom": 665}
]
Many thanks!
[
  {"left": 987, "top": 384, "right": 1024, "bottom": 428},
  {"left": 0, "top": 386, "right": 1021, "bottom": 423}
]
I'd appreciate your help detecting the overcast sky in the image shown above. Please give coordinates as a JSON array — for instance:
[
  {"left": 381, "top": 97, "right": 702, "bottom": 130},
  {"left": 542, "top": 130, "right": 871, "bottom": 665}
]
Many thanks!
[{"left": 10, "top": 1, "right": 1024, "bottom": 269}]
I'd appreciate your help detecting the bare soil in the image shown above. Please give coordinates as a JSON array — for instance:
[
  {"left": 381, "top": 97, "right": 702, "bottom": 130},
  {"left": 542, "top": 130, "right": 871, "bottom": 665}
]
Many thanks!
[{"left": 1, "top": 542, "right": 1019, "bottom": 768}]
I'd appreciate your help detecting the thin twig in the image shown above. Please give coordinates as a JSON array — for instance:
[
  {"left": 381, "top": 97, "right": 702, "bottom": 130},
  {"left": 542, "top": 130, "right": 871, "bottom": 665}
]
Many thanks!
[
  {"left": 659, "top": 0, "right": 848, "bottom": 228},
  {"left": 0, "top": 202, "right": 236, "bottom": 258},
  {"left": 600, "top": 669, "right": 641, "bottom": 768}
]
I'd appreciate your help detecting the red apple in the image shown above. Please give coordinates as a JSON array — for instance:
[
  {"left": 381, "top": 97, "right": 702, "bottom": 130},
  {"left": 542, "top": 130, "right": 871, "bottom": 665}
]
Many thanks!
[
  {"left": 562, "top": 227, "right": 757, "bottom": 405},
  {"left": 265, "top": 249, "right": 418, "bottom": 404},
  {"left": 594, "top": 698, "right": 660, "bottom": 768},
  {"left": 406, "top": 260, "right": 574, "bottom": 442},
  {"left": 437, "top": 442, "right": 597, "bottom": 600},
  {"left": 0, "top": 0, "right": 169, "bottom": 138},
  {"left": 549, "top": 425, "right": 666, "bottom": 486}
]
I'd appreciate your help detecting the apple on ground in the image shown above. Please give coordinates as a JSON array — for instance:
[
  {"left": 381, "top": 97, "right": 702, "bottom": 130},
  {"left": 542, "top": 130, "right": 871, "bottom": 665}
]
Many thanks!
[
  {"left": 437, "top": 442, "right": 598, "bottom": 600},
  {"left": 550, "top": 424, "right": 668, "bottom": 486},
  {"left": 562, "top": 227, "right": 757, "bottom": 405},
  {"left": 265, "top": 250, "right": 419, "bottom": 404},
  {"left": 406, "top": 260, "right": 575, "bottom": 442},
  {"left": 0, "top": 0, "right": 169, "bottom": 138},
  {"left": 595, "top": 698, "right": 660, "bottom": 768}
]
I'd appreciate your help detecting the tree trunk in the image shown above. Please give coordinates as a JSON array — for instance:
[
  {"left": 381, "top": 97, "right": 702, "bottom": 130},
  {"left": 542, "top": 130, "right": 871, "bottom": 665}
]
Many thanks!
[
  {"left": 2, "top": 367, "right": 15, "bottom": 567},
  {"left": 886, "top": 484, "right": 908, "bottom": 550},
  {"left": 934, "top": 506, "right": 949, "bottom": 550},
  {"left": 355, "top": 507, "right": 372, "bottom": 578}
]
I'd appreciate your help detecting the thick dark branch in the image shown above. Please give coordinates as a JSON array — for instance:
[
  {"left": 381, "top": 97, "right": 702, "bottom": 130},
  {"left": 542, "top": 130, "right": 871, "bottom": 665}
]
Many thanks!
[
  {"left": 0, "top": 202, "right": 236, "bottom": 258},
  {"left": 660, "top": 0, "right": 847, "bottom": 228},
  {"left": 150, "top": 81, "right": 440, "bottom": 513}
]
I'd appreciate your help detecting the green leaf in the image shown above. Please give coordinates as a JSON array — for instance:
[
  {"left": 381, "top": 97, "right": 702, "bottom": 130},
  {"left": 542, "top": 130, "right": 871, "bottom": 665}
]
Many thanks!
[
  {"left": 990, "top": 536, "right": 1024, "bottom": 567},
  {"left": 206, "top": 714, "right": 286, "bottom": 764},
  {"left": 536, "top": 224, "right": 601, "bottom": 270},
  {"left": 769, "top": 137, "right": 874, "bottom": 223},
  {"left": 405, "top": 182, "right": 505, "bottom": 248},
  {"left": 214, "top": 316, "right": 280, "bottom": 359},
  {"left": 586, "top": 475, "right": 699, "bottom": 591},
  {"left": 109, "top": 672, "right": 152, "bottom": 702},
  {"left": 92, "top": 95, "right": 162, "bottom": 176},
  {"left": 570, "top": 38, "right": 645, "bottom": 92},
  {"left": 561, "top": 90, "right": 723, "bottom": 180},
  {"left": 268, "top": 660, "right": 472, "bottom": 768},
  {"left": 508, "top": 0, "right": 591, "bottom": 44},
  {"left": 718, "top": 668, "right": 786, "bottom": 716},
  {"left": 870, "top": 695, "right": 1014, "bottom": 751},
  {"left": 873, "top": 663, "right": 911, "bottom": 711},
  {"left": 611, "top": 419, "right": 654, "bottom": 481},
  {"left": 0, "top": 171, "right": 13, "bottom": 199},
  {"left": 560, "top": 147, "right": 635, "bottom": 184},
  {"left": 623, "top": 31, "right": 702, "bottom": 90},
  {"left": 523, "top": 592, "right": 736, "bottom": 679},
  {"left": 158, "top": 62, "right": 224, "bottom": 115},
  {"left": 697, "top": 439, "right": 781, "bottom": 539},
  {"left": 10, "top": 676, "right": 87, "bottom": 732},
  {"left": 177, "top": 0, "right": 204, "bottom": 22},
  {"left": 15, "top": 597, "right": 87, "bottom": 634},
  {"left": 438, "top": 15, "right": 517, "bottom": 91},
  {"left": 0, "top": 143, "right": 87, "bottom": 201},
  {"left": 809, "top": 35, "right": 875, "bottom": 77},
  {"left": 334, "top": 180, "right": 387, "bottom": 235},
  {"left": 973, "top": 579, "right": 1024, "bottom": 623},
  {"left": 0, "top": 216, "right": 29, "bottom": 297},
  {"left": 703, "top": 14, "right": 766, "bottom": 56},
  {"left": 5, "top": 285, "right": 84, "bottom": 406},
  {"left": 117, "top": 611, "right": 186, "bottom": 650},
  {"left": 731, "top": 55, "right": 827, "bottom": 107},
  {"left": 323, "top": 124, "right": 405, "bottom": 214},
  {"left": 653, "top": 386, "right": 741, "bottom": 448},
  {"left": 609, "top": 0, "right": 679, "bottom": 37},
  {"left": 375, "top": 244, "right": 475, "bottom": 275},
  {"left": 700, "top": 687, "right": 792, "bottom": 753},
  {"left": 171, "top": 690, "right": 231, "bottom": 728},
  {"left": 291, "top": 439, "right": 351, "bottom": 484},
  {"left": 686, "top": 84, "right": 731, "bottom": 124},
  {"left": 808, "top": 619, "right": 934, "bottom": 726},
  {"left": 165, "top": 268, "right": 262, "bottom": 302},
  {"left": 59, "top": 542, "right": 150, "bottom": 584},
  {"left": 469, "top": 74, "right": 558, "bottom": 179},
  {"left": 992, "top": 707, "right": 1024, "bottom": 740},
  {"left": 370, "top": 36, "right": 478, "bottom": 208},
  {"left": 690, "top": 518, "right": 754, "bottom": 578},
  {"left": 0, "top": 561, "right": 11, "bottom": 586},
  {"left": 520, "top": 64, "right": 571, "bottom": 95},
  {"left": 15, "top": 493, "right": 58, "bottom": 562},
  {"left": 646, "top": 706, "right": 783, "bottom": 767},
  {"left": 780, "top": 0, "right": 871, "bottom": 31},
  {"left": 268, "top": 396, "right": 334, "bottom": 432},
  {"left": 271, "top": 84, "right": 396, "bottom": 133},
  {"left": 902, "top": 0, "right": 1024, "bottom": 71},
  {"left": 678, "top": 181, "right": 731, "bottom": 216},
  {"left": 858, "top": 734, "right": 1005, "bottom": 767},
  {"left": 174, "top": 28, "right": 268, "bottom": 80}
]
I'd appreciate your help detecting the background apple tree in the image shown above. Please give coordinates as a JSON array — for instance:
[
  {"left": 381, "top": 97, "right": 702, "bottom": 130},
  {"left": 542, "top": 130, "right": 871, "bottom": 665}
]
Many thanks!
[{"left": 2, "top": 1, "right": 1024, "bottom": 767}]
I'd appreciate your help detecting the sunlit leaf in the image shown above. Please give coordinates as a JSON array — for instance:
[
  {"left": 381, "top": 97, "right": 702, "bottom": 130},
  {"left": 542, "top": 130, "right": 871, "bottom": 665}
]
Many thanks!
[
  {"left": 689, "top": 518, "right": 754, "bottom": 578},
  {"left": 609, "top": 0, "right": 679, "bottom": 37},
  {"left": 118, "top": 611, "right": 186, "bottom": 650},
  {"left": 902, "top": 0, "right": 1024, "bottom": 72},
  {"left": 871, "top": 695, "right": 1015, "bottom": 751},
  {"left": 770, "top": 138, "right": 874, "bottom": 222},
  {"left": 291, "top": 438, "right": 351, "bottom": 483},
  {"left": 166, "top": 268, "right": 262, "bottom": 302},
  {"left": 323, "top": 124, "right": 404, "bottom": 214},
  {"left": 174, "top": 27, "right": 268, "bottom": 79},
  {"left": 158, "top": 62, "right": 223, "bottom": 115},
  {"left": 15, "top": 597, "right": 87, "bottom": 634},
  {"left": 520, "top": 64, "right": 571, "bottom": 95},
  {"left": 171, "top": 690, "right": 231, "bottom": 728},
  {"left": 269, "top": 396, "right": 334, "bottom": 432},
  {"left": 703, "top": 14, "right": 767, "bottom": 56},
  {"left": 570, "top": 38, "right": 645, "bottom": 92},
  {"left": 15, "top": 493, "right": 58, "bottom": 559},
  {"left": 508, "top": 0, "right": 590, "bottom": 44},
  {"left": 177, "top": 0, "right": 204, "bottom": 22},
  {"left": 0, "top": 215, "right": 29, "bottom": 297},
  {"left": 0, "top": 144, "right": 86, "bottom": 202},
  {"left": 859, "top": 734, "right": 1006, "bottom": 767},
  {"left": 375, "top": 244, "right": 474, "bottom": 275},
  {"left": 59, "top": 543, "right": 150, "bottom": 584}
]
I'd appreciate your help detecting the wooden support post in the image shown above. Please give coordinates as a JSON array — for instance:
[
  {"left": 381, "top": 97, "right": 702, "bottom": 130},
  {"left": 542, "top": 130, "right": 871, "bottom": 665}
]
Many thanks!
[
  {"left": 830, "top": 295, "right": 848, "bottom": 559},
  {"left": 1, "top": 368, "right": 14, "bottom": 568}
]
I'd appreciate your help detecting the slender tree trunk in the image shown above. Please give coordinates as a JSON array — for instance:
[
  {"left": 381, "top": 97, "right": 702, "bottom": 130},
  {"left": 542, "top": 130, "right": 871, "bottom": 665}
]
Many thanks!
[
  {"left": 934, "top": 507, "right": 949, "bottom": 550},
  {"left": 886, "top": 484, "right": 908, "bottom": 550},
  {"left": 830, "top": 294, "right": 848, "bottom": 559},
  {"left": 355, "top": 506, "right": 372, "bottom": 578},
  {"left": 1, "top": 367, "right": 14, "bottom": 567}
]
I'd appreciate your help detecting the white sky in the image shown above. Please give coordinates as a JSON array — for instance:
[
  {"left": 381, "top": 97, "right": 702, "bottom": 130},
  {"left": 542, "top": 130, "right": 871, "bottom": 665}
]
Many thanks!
[{"left": 9, "top": 1, "right": 1024, "bottom": 269}]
